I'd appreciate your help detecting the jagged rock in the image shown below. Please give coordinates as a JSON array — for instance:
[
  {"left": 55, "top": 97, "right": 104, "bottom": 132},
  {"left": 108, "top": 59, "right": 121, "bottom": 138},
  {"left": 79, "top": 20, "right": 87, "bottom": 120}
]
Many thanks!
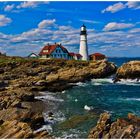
[
  {"left": 0, "top": 108, "right": 45, "bottom": 129},
  {"left": 20, "top": 92, "right": 34, "bottom": 101},
  {"left": 0, "top": 120, "right": 33, "bottom": 138},
  {"left": 0, "top": 120, "right": 51, "bottom": 139},
  {"left": 116, "top": 61, "right": 140, "bottom": 79},
  {"left": 88, "top": 113, "right": 140, "bottom": 139}
]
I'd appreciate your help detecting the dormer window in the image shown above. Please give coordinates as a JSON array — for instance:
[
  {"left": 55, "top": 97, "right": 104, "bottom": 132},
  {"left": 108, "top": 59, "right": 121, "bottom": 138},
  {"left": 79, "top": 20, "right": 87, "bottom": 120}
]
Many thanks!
[{"left": 43, "top": 50, "right": 48, "bottom": 53}]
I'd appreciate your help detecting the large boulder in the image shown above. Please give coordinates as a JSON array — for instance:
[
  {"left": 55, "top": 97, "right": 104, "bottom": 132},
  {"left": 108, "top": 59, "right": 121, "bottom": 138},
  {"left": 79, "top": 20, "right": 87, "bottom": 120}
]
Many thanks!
[
  {"left": 88, "top": 113, "right": 140, "bottom": 139},
  {"left": 116, "top": 61, "right": 140, "bottom": 79}
]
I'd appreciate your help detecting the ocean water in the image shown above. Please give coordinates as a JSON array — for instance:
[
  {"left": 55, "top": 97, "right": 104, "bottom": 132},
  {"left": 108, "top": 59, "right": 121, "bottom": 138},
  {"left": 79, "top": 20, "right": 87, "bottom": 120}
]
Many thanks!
[{"left": 36, "top": 57, "right": 140, "bottom": 138}]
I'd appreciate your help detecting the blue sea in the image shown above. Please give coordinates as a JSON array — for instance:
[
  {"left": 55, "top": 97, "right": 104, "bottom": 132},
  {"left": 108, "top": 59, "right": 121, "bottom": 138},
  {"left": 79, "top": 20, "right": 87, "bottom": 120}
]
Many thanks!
[{"left": 35, "top": 57, "right": 140, "bottom": 138}]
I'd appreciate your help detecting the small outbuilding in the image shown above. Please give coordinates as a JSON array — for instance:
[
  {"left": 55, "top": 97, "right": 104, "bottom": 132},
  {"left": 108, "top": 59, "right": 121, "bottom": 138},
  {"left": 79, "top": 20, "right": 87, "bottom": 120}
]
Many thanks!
[
  {"left": 69, "top": 52, "right": 82, "bottom": 60},
  {"left": 28, "top": 53, "right": 38, "bottom": 58},
  {"left": 89, "top": 53, "right": 106, "bottom": 61}
]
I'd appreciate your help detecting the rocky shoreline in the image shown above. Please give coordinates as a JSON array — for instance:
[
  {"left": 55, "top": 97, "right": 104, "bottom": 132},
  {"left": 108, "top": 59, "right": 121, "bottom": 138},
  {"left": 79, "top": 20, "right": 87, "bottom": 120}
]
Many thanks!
[
  {"left": 0, "top": 55, "right": 139, "bottom": 138},
  {"left": 88, "top": 112, "right": 140, "bottom": 139}
]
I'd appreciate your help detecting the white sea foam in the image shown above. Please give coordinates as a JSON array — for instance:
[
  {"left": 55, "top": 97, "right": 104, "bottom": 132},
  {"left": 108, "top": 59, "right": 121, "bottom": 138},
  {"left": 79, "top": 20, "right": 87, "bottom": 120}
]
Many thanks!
[
  {"left": 35, "top": 94, "right": 64, "bottom": 102},
  {"left": 84, "top": 105, "right": 94, "bottom": 111},
  {"left": 34, "top": 124, "right": 53, "bottom": 133},
  {"left": 62, "top": 90, "right": 66, "bottom": 93},
  {"left": 91, "top": 78, "right": 113, "bottom": 85},
  {"left": 117, "top": 79, "right": 140, "bottom": 86},
  {"left": 91, "top": 78, "right": 140, "bottom": 86},
  {"left": 70, "top": 82, "right": 87, "bottom": 87},
  {"left": 122, "top": 98, "right": 140, "bottom": 101},
  {"left": 56, "top": 129, "right": 85, "bottom": 139},
  {"left": 43, "top": 111, "right": 66, "bottom": 123}
]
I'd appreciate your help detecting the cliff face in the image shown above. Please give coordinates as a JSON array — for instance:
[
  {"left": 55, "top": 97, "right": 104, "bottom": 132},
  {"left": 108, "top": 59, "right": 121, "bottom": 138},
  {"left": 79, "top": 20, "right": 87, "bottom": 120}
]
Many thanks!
[
  {"left": 0, "top": 56, "right": 117, "bottom": 138},
  {"left": 116, "top": 61, "right": 140, "bottom": 79},
  {"left": 0, "top": 57, "right": 117, "bottom": 92},
  {"left": 88, "top": 113, "right": 140, "bottom": 139}
]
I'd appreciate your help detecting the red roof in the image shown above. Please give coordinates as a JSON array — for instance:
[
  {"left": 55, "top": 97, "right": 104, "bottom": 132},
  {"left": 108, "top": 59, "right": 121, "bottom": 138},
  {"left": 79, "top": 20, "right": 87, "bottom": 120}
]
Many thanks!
[
  {"left": 69, "top": 52, "right": 75, "bottom": 56},
  {"left": 39, "top": 44, "right": 69, "bottom": 55},
  {"left": 90, "top": 53, "right": 105, "bottom": 57},
  {"left": 75, "top": 53, "right": 82, "bottom": 58},
  {"left": 69, "top": 52, "right": 82, "bottom": 58}
]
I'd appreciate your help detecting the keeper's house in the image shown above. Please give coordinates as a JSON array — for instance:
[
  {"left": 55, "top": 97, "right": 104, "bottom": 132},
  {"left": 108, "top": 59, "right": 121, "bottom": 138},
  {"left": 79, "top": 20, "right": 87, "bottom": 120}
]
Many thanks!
[{"left": 39, "top": 43, "right": 82, "bottom": 60}]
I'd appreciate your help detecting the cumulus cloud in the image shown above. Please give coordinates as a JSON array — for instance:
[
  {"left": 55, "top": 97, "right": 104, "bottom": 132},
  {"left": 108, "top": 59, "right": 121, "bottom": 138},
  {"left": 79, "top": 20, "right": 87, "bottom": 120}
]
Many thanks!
[
  {"left": 3, "top": 1, "right": 49, "bottom": 12},
  {"left": 17, "top": 1, "right": 49, "bottom": 9},
  {"left": 4, "top": 4, "right": 15, "bottom": 11},
  {"left": 102, "top": 2, "right": 140, "bottom": 13},
  {"left": 0, "top": 15, "right": 12, "bottom": 26},
  {"left": 129, "top": 28, "right": 140, "bottom": 33},
  {"left": 38, "top": 19, "right": 56, "bottom": 28},
  {"left": 103, "top": 22, "right": 134, "bottom": 31},
  {"left": 126, "top": 1, "right": 140, "bottom": 9},
  {"left": 102, "top": 2, "right": 126, "bottom": 13},
  {"left": 0, "top": 18, "right": 140, "bottom": 57}
]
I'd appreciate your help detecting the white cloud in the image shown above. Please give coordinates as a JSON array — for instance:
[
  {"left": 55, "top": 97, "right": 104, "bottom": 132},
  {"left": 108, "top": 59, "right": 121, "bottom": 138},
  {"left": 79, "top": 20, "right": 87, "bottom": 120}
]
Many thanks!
[
  {"left": 17, "top": 1, "right": 49, "bottom": 9},
  {"left": 129, "top": 28, "right": 140, "bottom": 33},
  {"left": 4, "top": 4, "right": 15, "bottom": 11},
  {"left": 102, "top": 2, "right": 140, "bottom": 13},
  {"left": 79, "top": 19, "right": 101, "bottom": 24},
  {"left": 0, "top": 18, "right": 140, "bottom": 57},
  {"left": 103, "top": 22, "right": 134, "bottom": 31},
  {"left": 126, "top": 2, "right": 140, "bottom": 9},
  {"left": 102, "top": 2, "right": 126, "bottom": 13},
  {"left": 0, "top": 15, "right": 12, "bottom": 26},
  {"left": 38, "top": 19, "right": 56, "bottom": 28}
]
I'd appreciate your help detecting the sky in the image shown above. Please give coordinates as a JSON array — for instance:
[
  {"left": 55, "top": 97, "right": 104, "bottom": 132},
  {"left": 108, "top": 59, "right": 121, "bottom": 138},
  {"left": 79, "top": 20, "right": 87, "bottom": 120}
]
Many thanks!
[{"left": 0, "top": 1, "right": 140, "bottom": 57}]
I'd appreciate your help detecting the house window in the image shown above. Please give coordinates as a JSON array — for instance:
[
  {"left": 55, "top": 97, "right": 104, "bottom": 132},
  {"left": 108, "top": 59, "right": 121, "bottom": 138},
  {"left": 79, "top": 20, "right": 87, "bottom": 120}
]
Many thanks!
[{"left": 43, "top": 50, "right": 48, "bottom": 52}]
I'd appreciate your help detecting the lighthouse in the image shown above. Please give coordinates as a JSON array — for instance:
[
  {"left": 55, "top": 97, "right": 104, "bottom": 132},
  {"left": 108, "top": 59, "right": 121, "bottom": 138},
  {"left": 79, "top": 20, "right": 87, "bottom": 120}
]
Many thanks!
[{"left": 79, "top": 24, "right": 89, "bottom": 61}]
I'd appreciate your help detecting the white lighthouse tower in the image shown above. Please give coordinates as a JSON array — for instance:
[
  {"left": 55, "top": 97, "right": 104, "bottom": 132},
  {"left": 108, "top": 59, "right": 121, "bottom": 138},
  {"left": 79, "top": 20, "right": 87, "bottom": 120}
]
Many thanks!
[{"left": 79, "top": 24, "right": 89, "bottom": 61}]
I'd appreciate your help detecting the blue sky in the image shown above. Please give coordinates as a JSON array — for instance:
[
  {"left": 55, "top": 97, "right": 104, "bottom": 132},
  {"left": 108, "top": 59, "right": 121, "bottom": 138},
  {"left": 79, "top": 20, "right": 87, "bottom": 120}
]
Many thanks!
[{"left": 0, "top": 1, "right": 140, "bottom": 57}]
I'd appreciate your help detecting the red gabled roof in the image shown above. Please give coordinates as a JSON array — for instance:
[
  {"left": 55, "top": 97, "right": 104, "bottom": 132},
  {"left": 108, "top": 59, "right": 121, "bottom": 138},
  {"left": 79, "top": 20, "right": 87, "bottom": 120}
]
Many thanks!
[
  {"left": 69, "top": 52, "right": 82, "bottom": 58},
  {"left": 75, "top": 53, "right": 82, "bottom": 58},
  {"left": 39, "top": 44, "right": 69, "bottom": 55},
  {"left": 69, "top": 52, "right": 75, "bottom": 56},
  {"left": 90, "top": 53, "right": 106, "bottom": 57}
]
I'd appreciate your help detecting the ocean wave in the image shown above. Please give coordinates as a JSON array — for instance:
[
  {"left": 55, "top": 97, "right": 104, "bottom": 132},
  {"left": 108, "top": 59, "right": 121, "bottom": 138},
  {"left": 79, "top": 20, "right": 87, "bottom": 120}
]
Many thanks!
[
  {"left": 43, "top": 111, "right": 66, "bottom": 123},
  {"left": 35, "top": 111, "right": 66, "bottom": 134},
  {"left": 69, "top": 82, "right": 87, "bottom": 87},
  {"left": 117, "top": 79, "right": 140, "bottom": 86},
  {"left": 34, "top": 124, "right": 53, "bottom": 133},
  {"left": 91, "top": 78, "right": 113, "bottom": 85},
  {"left": 91, "top": 78, "right": 140, "bottom": 86},
  {"left": 122, "top": 98, "right": 140, "bottom": 101},
  {"left": 56, "top": 129, "right": 85, "bottom": 139},
  {"left": 35, "top": 94, "right": 64, "bottom": 102}
]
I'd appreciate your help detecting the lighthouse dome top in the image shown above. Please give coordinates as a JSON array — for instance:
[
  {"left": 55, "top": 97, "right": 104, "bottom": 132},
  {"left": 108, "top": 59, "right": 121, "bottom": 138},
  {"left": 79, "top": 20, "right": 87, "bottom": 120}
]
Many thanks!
[{"left": 81, "top": 24, "right": 86, "bottom": 31}]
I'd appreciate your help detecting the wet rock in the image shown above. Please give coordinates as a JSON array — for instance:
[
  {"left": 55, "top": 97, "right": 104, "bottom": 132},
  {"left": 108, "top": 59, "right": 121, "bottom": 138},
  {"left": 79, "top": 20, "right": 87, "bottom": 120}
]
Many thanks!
[
  {"left": 116, "top": 61, "right": 140, "bottom": 79},
  {"left": 0, "top": 120, "right": 51, "bottom": 139},
  {"left": 59, "top": 113, "right": 98, "bottom": 130},
  {"left": 88, "top": 113, "right": 140, "bottom": 139},
  {"left": 0, "top": 68, "right": 4, "bottom": 74},
  {"left": 21, "top": 93, "right": 34, "bottom": 101},
  {"left": 34, "top": 130, "right": 53, "bottom": 138},
  {"left": 0, "top": 120, "right": 33, "bottom": 138},
  {"left": 0, "top": 108, "right": 44, "bottom": 128}
]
